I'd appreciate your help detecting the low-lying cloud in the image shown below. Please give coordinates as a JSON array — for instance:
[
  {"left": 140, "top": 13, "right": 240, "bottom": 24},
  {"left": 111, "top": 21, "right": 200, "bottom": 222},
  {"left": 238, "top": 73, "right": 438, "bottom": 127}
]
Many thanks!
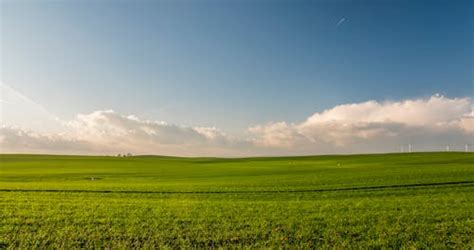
[
  {"left": 249, "top": 95, "right": 473, "bottom": 154},
  {"left": 1, "top": 95, "right": 473, "bottom": 156}
]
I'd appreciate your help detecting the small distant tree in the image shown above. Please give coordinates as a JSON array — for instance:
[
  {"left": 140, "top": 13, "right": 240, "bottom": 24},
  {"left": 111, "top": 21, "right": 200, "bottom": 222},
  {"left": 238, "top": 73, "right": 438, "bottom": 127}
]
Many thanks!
[{"left": 117, "top": 154, "right": 122, "bottom": 157}]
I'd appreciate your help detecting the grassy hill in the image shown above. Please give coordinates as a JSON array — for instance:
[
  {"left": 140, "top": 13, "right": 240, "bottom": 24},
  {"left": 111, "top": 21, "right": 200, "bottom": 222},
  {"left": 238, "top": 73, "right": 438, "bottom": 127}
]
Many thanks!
[{"left": 1, "top": 152, "right": 473, "bottom": 247}]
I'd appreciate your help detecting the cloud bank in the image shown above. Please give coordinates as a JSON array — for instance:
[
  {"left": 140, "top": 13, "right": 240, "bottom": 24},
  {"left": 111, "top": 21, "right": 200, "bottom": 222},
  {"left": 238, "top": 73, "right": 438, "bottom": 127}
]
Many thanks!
[{"left": 1, "top": 95, "right": 473, "bottom": 156}]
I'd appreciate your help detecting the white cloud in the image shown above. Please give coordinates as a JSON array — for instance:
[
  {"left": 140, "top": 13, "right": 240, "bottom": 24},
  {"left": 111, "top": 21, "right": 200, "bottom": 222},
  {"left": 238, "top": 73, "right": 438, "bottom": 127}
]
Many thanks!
[
  {"left": 248, "top": 122, "right": 300, "bottom": 148},
  {"left": 62, "top": 110, "right": 240, "bottom": 156},
  {"left": 0, "top": 126, "right": 91, "bottom": 154},
  {"left": 0, "top": 110, "right": 244, "bottom": 156},
  {"left": 302, "top": 94, "right": 471, "bottom": 127},
  {"left": 1, "top": 95, "right": 473, "bottom": 156},
  {"left": 66, "top": 110, "right": 232, "bottom": 145},
  {"left": 249, "top": 95, "right": 474, "bottom": 153},
  {"left": 458, "top": 109, "right": 474, "bottom": 133}
]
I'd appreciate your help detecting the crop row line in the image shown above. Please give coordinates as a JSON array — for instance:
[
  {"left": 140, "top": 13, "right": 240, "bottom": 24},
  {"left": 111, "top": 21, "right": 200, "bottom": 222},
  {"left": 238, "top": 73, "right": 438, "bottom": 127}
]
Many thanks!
[{"left": 0, "top": 181, "right": 473, "bottom": 194}]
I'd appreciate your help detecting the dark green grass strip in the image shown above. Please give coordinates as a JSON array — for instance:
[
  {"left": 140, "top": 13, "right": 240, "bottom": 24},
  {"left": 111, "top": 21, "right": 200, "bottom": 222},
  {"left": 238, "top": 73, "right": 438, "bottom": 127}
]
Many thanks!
[{"left": 0, "top": 181, "right": 473, "bottom": 194}]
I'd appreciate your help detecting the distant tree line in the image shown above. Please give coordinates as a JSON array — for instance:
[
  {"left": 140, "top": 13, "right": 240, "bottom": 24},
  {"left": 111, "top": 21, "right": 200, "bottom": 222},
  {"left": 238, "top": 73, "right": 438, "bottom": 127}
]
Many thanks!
[{"left": 117, "top": 153, "right": 133, "bottom": 157}]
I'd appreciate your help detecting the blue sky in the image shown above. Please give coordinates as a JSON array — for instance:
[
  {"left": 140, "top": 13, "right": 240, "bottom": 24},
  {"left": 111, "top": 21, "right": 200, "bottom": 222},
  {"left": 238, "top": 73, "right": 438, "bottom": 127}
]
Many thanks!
[{"left": 1, "top": 0, "right": 473, "bottom": 156}]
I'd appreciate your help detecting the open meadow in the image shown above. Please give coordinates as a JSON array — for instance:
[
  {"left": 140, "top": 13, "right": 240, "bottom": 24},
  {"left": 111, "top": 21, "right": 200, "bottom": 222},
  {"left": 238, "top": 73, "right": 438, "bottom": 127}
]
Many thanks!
[{"left": 0, "top": 152, "right": 473, "bottom": 248}]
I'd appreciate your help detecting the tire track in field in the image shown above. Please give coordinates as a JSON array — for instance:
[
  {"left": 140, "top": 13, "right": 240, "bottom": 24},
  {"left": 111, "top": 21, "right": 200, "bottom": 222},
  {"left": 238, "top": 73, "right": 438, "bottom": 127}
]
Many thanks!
[{"left": 0, "top": 180, "right": 473, "bottom": 194}]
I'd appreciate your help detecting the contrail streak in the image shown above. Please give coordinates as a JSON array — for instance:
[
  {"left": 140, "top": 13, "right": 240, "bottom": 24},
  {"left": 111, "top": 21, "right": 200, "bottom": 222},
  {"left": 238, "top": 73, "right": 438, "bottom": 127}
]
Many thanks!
[
  {"left": 0, "top": 81, "right": 62, "bottom": 122},
  {"left": 336, "top": 17, "right": 346, "bottom": 27}
]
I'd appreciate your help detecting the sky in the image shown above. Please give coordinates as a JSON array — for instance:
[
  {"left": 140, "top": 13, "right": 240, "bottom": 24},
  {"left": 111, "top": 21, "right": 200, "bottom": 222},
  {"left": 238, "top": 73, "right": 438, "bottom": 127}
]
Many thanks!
[{"left": 0, "top": 0, "right": 473, "bottom": 156}]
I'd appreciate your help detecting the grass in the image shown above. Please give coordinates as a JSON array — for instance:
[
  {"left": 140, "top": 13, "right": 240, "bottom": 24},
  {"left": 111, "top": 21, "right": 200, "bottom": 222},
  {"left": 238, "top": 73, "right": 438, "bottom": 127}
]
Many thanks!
[{"left": 0, "top": 152, "right": 473, "bottom": 248}]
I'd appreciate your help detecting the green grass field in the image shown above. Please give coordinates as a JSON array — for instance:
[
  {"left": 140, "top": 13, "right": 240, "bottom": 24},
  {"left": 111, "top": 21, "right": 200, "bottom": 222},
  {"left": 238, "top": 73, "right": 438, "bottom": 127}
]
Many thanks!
[{"left": 1, "top": 152, "right": 473, "bottom": 248}]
